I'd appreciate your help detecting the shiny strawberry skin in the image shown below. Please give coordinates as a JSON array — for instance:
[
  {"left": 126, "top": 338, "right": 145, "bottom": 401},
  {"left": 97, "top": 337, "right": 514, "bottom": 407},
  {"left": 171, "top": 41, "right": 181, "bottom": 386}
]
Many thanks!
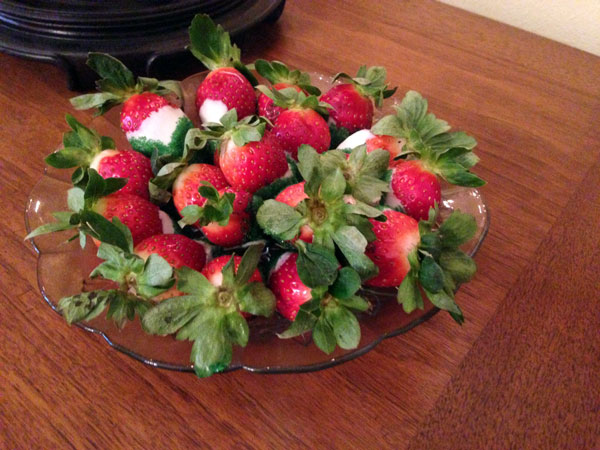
[
  {"left": 366, "top": 134, "right": 402, "bottom": 164},
  {"left": 196, "top": 67, "right": 256, "bottom": 120},
  {"left": 269, "top": 252, "right": 312, "bottom": 320},
  {"left": 321, "top": 83, "right": 373, "bottom": 133},
  {"left": 218, "top": 132, "right": 288, "bottom": 193},
  {"left": 272, "top": 108, "right": 331, "bottom": 159},
  {"left": 201, "top": 187, "right": 251, "bottom": 247},
  {"left": 172, "top": 163, "right": 229, "bottom": 216},
  {"left": 365, "top": 210, "right": 420, "bottom": 287},
  {"left": 94, "top": 194, "right": 163, "bottom": 246},
  {"left": 389, "top": 160, "right": 441, "bottom": 221},
  {"left": 94, "top": 149, "right": 153, "bottom": 199},
  {"left": 120, "top": 92, "right": 169, "bottom": 133},
  {"left": 134, "top": 234, "right": 206, "bottom": 272},
  {"left": 202, "top": 255, "right": 262, "bottom": 286},
  {"left": 275, "top": 182, "right": 313, "bottom": 242},
  {"left": 258, "top": 83, "right": 300, "bottom": 123}
]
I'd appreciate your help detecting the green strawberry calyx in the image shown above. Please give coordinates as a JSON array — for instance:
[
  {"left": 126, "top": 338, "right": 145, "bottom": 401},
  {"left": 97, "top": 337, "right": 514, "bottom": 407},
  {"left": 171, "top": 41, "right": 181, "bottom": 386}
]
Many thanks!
[
  {"left": 25, "top": 168, "right": 132, "bottom": 252},
  {"left": 188, "top": 14, "right": 258, "bottom": 86},
  {"left": 256, "top": 145, "right": 386, "bottom": 283},
  {"left": 333, "top": 65, "right": 397, "bottom": 107},
  {"left": 58, "top": 227, "right": 175, "bottom": 328},
  {"left": 179, "top": 181, "right": 236, "bottom": 229},
  {"left": 371, "top": 90, "right": 485, "bottom": 187},
  {"left": 70, "top": 53, "right": 183, "bottom": 115},
  {"left": 142, "top": 243, "right": 276, "bottom": 377},
  {"left": 45, "top": 115, "right": 116, "bottom": 186},
  {"left": 254, "top": 59, "right": 321, "bottom": 95},
  {"left": 397, "top": 206, "right": 478, "bottom": 324},
  {"left": 198, "top": 109, "right": 267, "bottom": 148},
  {"left": 256, "top": 85, "right": 330, "bottom": 116},
  {"left": 278, "top": 266, "right": 370, "bottom": 354}
]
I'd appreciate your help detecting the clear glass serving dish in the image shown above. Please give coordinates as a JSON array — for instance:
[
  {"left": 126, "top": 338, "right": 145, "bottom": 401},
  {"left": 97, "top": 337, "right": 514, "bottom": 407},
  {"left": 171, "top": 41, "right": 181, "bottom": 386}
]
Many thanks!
[{"left": 24, "top": 72, "right": 490, "bottom": 374}]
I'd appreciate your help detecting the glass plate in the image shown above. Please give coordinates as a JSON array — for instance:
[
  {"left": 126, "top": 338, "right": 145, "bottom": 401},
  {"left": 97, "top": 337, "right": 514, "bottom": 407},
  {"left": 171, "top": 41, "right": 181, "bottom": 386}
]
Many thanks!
[{"left": 24, "top": 72, "right": 490, "bottom": 374}]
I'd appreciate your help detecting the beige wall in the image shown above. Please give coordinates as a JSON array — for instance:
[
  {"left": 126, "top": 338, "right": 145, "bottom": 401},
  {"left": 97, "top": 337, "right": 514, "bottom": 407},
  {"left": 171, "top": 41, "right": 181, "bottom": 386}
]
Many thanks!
[{"left": 438, "top": 0, "right": 600, "bottom": 56}]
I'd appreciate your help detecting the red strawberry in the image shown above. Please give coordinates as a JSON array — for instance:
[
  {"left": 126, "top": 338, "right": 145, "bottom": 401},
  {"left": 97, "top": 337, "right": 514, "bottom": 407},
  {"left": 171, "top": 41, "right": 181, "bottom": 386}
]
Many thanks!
[
  {"left": 388, "top": 160, "right": 441, "bottom": 221},
  {"left": 196, "top": 68, "right": 256, "bottom": 124},
  {"left": 366, "top": 134, "right": 402, "bottom": 163},
  {"left": 94, "top": 194, "right": 163, "bottom": 246},
  {"left": 90, "top": 149, "right": 153, "bottom": 199},
  {"left": 70, "top": 54, "right": 192, "bottom": 158},
  {"left": 172, "top": 163, "right": 229, "bottom": 216},
  {"left": 134, "top": 234, "right": 206, "bottom": 272},
  {"left": 218, "top": 130, "right": 288, "bottom": 193},
  {"left": 201, "top": 187, "right": 251, "bottom": 247},
  {"left": 45, "top": 115, "right": 154, "bottom": 199},
  {"left": 273, "top": 108, "right": 331, "bottom": 159},
  {"left": 189, "top": 15, "right": 257, "bottom": 124},
  {"left": 268, "top": 252, "right": 312, "bottom": 320},
  {"left": 321, "top": 66, "right": 396, "bottom": 133},
  {"left": 258, "top": 83, "right": 300, "bottom": 122},
  {"left": 202, "top": 255, "right": 262, "bottom": 286},
  {"left": 365, "top": 209, "right": 420, "bottom": 287},
  {"left": 275, "top": 182, "right": 313, "bottom": 242}
]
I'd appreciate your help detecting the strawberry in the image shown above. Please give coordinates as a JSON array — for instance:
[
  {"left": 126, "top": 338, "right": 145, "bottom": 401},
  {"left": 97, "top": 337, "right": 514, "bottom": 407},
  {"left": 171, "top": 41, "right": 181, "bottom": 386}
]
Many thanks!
[
  {"left": 255, "top": 60, "right": 321, "bottom": 123},
  {"left": 268, "top": 252, "right": 312, "bottom": 320},
  {"left": 172, "top": 163, "right": 229, "bottom": 216},
  {"left": 387, "top": 160, "right": 441, "bottom": 221},
  {"left": 198, "top": 110, "right": 288, "bottom": 193},
  {"left": 94, "top": 194, "right": 163, "bottom": 246},
  {"left": 70, "top": 53, "right": 192, "bottom": 158},
  {"left": 45, "top": 115, "right": 153, "bottom": 199},
  {"left": 134, "top": 234, "right": 206, "bottom": 272},
  {"left": 201, "top": 187, "right": 251, "bottom": 247},
  {"left": 365, "top": 209, "right": 420, "bottom": 287},
  {"left": 257, "top": 85, "right": 331, "bottom": 159},
  {"left": 189, "top": 15, "right": 257, "bottom": 124},
  {"left": 320, "top": 66, "right": 396, "bottom": 133},
  {"left": 202, "top": 255, "right": 262, "bottom": 287}
]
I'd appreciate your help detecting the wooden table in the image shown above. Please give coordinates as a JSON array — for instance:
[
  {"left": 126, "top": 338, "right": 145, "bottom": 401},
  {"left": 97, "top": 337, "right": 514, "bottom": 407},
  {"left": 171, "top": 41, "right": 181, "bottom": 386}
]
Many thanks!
[{"left": 2, "top": 1, "right": 599, "bottom": 448}]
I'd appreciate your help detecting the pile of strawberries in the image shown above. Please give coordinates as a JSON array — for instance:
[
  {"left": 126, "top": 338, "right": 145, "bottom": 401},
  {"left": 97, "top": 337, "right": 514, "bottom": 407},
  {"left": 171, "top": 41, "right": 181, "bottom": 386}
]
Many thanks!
[{"left": 28, "top": 14, "right": 485, "bottom": 378}]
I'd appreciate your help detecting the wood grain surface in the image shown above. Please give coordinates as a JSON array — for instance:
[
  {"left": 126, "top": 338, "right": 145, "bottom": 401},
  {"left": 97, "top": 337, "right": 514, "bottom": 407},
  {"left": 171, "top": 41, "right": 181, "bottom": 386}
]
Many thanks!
[{"left": 1, "top": 0, "right": 599, "bottom": 448}]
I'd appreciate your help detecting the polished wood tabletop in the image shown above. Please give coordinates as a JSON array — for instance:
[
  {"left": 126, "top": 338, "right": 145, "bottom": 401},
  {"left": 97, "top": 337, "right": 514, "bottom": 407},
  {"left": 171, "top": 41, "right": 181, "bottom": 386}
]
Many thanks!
[{"left": 1, "top": 1, "right": 599, "bottom": 448}]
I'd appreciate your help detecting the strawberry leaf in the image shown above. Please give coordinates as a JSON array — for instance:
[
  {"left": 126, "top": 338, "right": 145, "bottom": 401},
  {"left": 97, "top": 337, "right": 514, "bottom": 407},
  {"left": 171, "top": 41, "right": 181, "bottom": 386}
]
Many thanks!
[
  {"left": 439, "top": 249, "right": 477, "bottom": 283},
  {"left": 324, "top": 304, "right": 361, "bottom": 350},
  {"left": 188, "top": 14, "right": 241, "bottom": 70},
  {"left": 224, "top": 312, "right": 249, "bottom": 347},
  {"left": 176, "top": 266, "right": 217, "bottom": 299},
  {"left": 141, "top": 294, "right": 205, "bottom": 335},
  {"left": 397, "top": 270, "right": 423, "bottom": 313},
  {"left": 235, "top": 243, "right": 264, "bottom": 286},
  {"left": 331, "top": 226, "right": 378, "bottom": 280},
  {"left": 438, "top": 210, "right": 478, "bottom": 248},
  {"left": 58, "top": 290, "right": 115, "bottom": 324},
  {"left": 336, "top": 295, "right": 370, "bottom": 312},
  {"left": 256, "top": 199, "right": 303, "bottom": 241},
  {"left": 295, "top": 241, "right": 339, "bottom": 288},
  {"left": 236, "top": 282, "right": 276, "bottom": 317},
  {"left": 320, "top": 167, "right": 346, "bottom": 202},
  {"left": 424, "top": 289, "right": 464, "bottom": 324},
  {"left": 418, "top": 256, "right": 445, "bottom": 293},
  {"left": 313, "top": 316, "right": 336, "bottom": 354},
  {"left": 189, "top": 311, "right": 232, "bottom": 378},
  {"left": 330, "top": 267, "right": 361, "bottom": 300},
  {"left": 277, "top": 308, "right": 318, "bottom": 338}
]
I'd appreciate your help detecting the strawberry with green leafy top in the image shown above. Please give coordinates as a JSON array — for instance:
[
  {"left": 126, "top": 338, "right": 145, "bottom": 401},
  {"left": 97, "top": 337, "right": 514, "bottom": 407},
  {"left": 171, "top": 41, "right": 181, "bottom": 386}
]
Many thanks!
[
  {"left": 172, "top": 163, "right": 229, "bottom": 216},
  {"left": 274, "top": 182, "right": 312, "bottom": 242},
  {"left": 46, "top": 115, "right": 153, "bottom": 199},
  {"left": 142, "top": 244, "right": 275, "bottom": 377},
  {"left": 257, "top": 85, "right": 331, "bottom": 159},
  {"left": 196, "top": 110, "right": 288, "bottom": 193},
  {"left": 257, "top": 145, "right": 387, "bottom": 282},
  {"left": 321, "top": 65, "right": 396, "bottom": 133},
  {"left": 255, "top": 60, "right": 321, "bottom": 122},
  {"left": 178, "top": 183, "right": 252, "bottom": 247},
  {"left": 366, "top": 207, "right": 478, "bottom": 323},
  {"left": 26, "top": 169, "right": 162, "bottom": 249},
  {"left": 70, "top": 53, "right": 193, "bottom": 158},
  {"left": 189, "top": 14, "right": 257, "bottom": 125},
  {"left": 56, "top": 223, "right": 175, "bottom": 328},
  {"left": 372, "top": 91, "right": 485, "bottom": 220}
]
